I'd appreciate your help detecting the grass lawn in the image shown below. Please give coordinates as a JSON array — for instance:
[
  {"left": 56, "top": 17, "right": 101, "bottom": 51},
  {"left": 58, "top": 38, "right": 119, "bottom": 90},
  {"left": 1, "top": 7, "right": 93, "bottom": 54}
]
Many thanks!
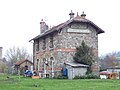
[{"left": 0, "top": 75, "right": 120, "bottom": 90}]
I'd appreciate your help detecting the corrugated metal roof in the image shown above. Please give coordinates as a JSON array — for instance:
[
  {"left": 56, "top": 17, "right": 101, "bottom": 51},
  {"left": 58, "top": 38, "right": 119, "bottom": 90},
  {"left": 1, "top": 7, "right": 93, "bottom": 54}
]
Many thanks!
[{"left": 65, "top": 62, "right": 89, "bottom": 67}]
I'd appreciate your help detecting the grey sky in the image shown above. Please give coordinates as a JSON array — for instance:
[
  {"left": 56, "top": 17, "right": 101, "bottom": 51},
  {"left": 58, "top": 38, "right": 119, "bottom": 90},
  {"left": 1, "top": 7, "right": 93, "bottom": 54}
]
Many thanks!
[{"left": 0, "top": 0, "right": 120, "bottom": 56}]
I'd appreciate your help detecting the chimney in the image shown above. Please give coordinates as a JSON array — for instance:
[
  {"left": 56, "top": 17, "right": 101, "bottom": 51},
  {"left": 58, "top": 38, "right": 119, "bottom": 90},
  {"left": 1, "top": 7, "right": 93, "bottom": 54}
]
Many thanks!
[
  {"left": 76, "top": 12, "right": 79, "bottom": 16},
  {"left": 0, "top": 47, "right": 3, "bottom": 59},
  {"left": 81, "top": 11, "right": 86, "bottom": 19},
  {"left": 40, "top": 19, "right": 48, "bottom": 34},
  {"left": 69, "top": 10, "right": 75, "bottom": 19}
]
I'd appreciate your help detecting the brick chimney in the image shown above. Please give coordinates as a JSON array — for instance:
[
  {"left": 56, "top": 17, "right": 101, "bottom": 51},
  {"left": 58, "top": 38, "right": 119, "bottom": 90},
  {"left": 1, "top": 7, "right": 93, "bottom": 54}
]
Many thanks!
[
  {"left": 40, "top": 19, "right": 48, "bottom": 34},
  {"left": 69, "top": 10, "right": 75, "bottom": 19},
  {"left": 0, "top": 47, "right": 3, "bottom": 59}
]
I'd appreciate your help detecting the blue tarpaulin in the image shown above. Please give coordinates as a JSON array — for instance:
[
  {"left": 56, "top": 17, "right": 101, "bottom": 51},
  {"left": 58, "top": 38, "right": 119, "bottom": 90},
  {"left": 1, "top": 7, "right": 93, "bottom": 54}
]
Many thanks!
[{"left": 63, "top": 68, "right": 68, "bottom": 76}]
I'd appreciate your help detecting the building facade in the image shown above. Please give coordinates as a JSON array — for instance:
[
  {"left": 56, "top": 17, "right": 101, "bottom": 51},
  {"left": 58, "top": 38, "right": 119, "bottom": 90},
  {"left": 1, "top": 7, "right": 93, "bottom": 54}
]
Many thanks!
[{"left": 30, "top": 11, "right": 104, "bottom": 77}]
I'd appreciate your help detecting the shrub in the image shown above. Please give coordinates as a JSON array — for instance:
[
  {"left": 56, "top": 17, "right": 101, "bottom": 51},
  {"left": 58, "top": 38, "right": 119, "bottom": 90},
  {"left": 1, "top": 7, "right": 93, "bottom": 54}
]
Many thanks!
[
  {"left": 79, "top": 75, "right": 87, "bottom": 79},
  {"left": 74, "top": 76, "right": 80, "bottom": 79},
  {"left": 54, "top": 75, "right": 68, "bottom": 79},
  {"left": 74, "top": 74, "right": 99, "bottom": 79},
  {"left": 86, "top": 74, "right": 99, "bottom": 79}
]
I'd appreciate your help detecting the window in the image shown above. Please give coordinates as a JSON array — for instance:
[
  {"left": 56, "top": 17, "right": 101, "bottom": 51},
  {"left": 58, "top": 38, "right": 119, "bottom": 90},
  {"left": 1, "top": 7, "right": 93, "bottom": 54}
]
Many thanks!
[
  {"left": 58, "top": 29, "right": 62, "bottom": 35},
  {"left": 50, "top": 57, "right": 54, "bottom": 66},
  {"left": 49, "top": 35, "right": 53, "bottom": 48},
  {"left": 36, "top": 40, "right": 39, "bottom": 51},
  {"left": 42, "top": 38, "right": 46, "bottom": 50},
  {"left": 50, "top": 57, "right": 54, "bottom": 78},
  {"left": 36, "top": 59, "right": 39, "bottom": 71}
]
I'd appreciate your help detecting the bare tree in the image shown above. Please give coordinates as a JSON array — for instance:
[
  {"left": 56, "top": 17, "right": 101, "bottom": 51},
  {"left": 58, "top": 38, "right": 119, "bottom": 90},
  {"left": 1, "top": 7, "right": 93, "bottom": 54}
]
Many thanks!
[
  {"left": 104, "top": 54, "right": 119, "bottom": 68},
  {"left": 0, "top": 60, "right": 8, "bottom": 73},
  {"left": 5, "top": 46, "right": 32, "bottom": 67}
]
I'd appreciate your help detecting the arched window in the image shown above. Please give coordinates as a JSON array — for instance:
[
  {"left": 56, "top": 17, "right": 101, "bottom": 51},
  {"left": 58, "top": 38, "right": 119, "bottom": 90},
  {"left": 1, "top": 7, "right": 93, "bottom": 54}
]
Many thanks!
[
  {"left": 50, "top": 57, "right": 54, "bottom": 78},
  {"left": 36, "top": 59, "right": 39, "bottom": 71},
  {"left": 50, "top": 57, "right": 54, "bottom": 60},
  {"left": 43, "top": 58, "right": 48, "bottom": 65},
  {"left": 43, "top": 58, "right": 46, "bottom": 62},
  {"left": 50, "top": 57, "right": 54, "bottom": 66},
  {"left": 43, "top": 58, "right": 48, "bottom": 76}
]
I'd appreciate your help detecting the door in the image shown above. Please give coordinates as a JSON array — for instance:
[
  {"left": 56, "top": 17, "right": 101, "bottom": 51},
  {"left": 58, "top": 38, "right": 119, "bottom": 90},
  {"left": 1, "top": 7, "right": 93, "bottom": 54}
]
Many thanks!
[{"left": 68, "top": 68, "right": 73, "bottom": 79}]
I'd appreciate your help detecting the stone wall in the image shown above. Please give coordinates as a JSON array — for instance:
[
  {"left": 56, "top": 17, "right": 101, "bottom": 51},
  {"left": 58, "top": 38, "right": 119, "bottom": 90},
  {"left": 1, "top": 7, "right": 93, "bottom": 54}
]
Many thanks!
[{"left": 33, "top": 22, "right": 99, "bottom": 75}]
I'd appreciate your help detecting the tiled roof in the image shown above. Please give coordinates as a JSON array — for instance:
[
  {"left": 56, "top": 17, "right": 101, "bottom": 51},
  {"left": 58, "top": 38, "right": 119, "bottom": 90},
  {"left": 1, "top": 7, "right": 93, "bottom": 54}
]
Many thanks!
[
  {"left": 30, "top": 15, "right": 104, "bottom": 41},
  {"left": 15, "top": 59, "right": 33, "bottom": 66}
]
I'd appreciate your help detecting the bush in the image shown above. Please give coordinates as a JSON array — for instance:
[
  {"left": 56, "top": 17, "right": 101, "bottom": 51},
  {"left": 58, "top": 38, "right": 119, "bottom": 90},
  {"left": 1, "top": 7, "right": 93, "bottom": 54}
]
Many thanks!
[
  {"left": 74, "top": 76, "right": 80, "bottom": 79},
  {"left": 85, "top": 74, "right": 99, "bottom": 79},
  {"left": 79, "top": 75, "right": 87, "bottom": 79},
  {"left": 74, "top": 74, "right": 99, "bottom": 79},
  {"left": 54, "top": 75, "right": 68, "bottom": 79}
]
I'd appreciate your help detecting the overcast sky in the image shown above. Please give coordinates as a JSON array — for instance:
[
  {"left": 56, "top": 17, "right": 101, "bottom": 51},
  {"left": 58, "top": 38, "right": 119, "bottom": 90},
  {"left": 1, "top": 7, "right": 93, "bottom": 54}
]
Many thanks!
[{"left": 0, "top": 0, "right": 120, "bottom": 57}]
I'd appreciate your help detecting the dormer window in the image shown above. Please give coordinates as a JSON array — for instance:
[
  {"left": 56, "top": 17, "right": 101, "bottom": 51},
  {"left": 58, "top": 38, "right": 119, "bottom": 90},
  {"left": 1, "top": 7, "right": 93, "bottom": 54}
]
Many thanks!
[{"left": 49, "top": 34, "right": 54, "bottom": 48}]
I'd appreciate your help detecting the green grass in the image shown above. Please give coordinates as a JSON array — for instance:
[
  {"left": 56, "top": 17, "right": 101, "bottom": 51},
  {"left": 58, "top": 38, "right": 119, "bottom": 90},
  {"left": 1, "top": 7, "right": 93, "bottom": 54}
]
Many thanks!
[{"left": 0, "top": 75, "right": 120, "bottom": 90}]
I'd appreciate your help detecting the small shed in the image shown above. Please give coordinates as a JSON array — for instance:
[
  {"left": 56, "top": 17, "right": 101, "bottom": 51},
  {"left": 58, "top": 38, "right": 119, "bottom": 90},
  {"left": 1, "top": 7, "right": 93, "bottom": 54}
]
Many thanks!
[
  {"left": 14, "top": 59, "right": 33, "bottom": 74},
  {"left": 65, "top": 62, "right": 88, "bottom": 79}
]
